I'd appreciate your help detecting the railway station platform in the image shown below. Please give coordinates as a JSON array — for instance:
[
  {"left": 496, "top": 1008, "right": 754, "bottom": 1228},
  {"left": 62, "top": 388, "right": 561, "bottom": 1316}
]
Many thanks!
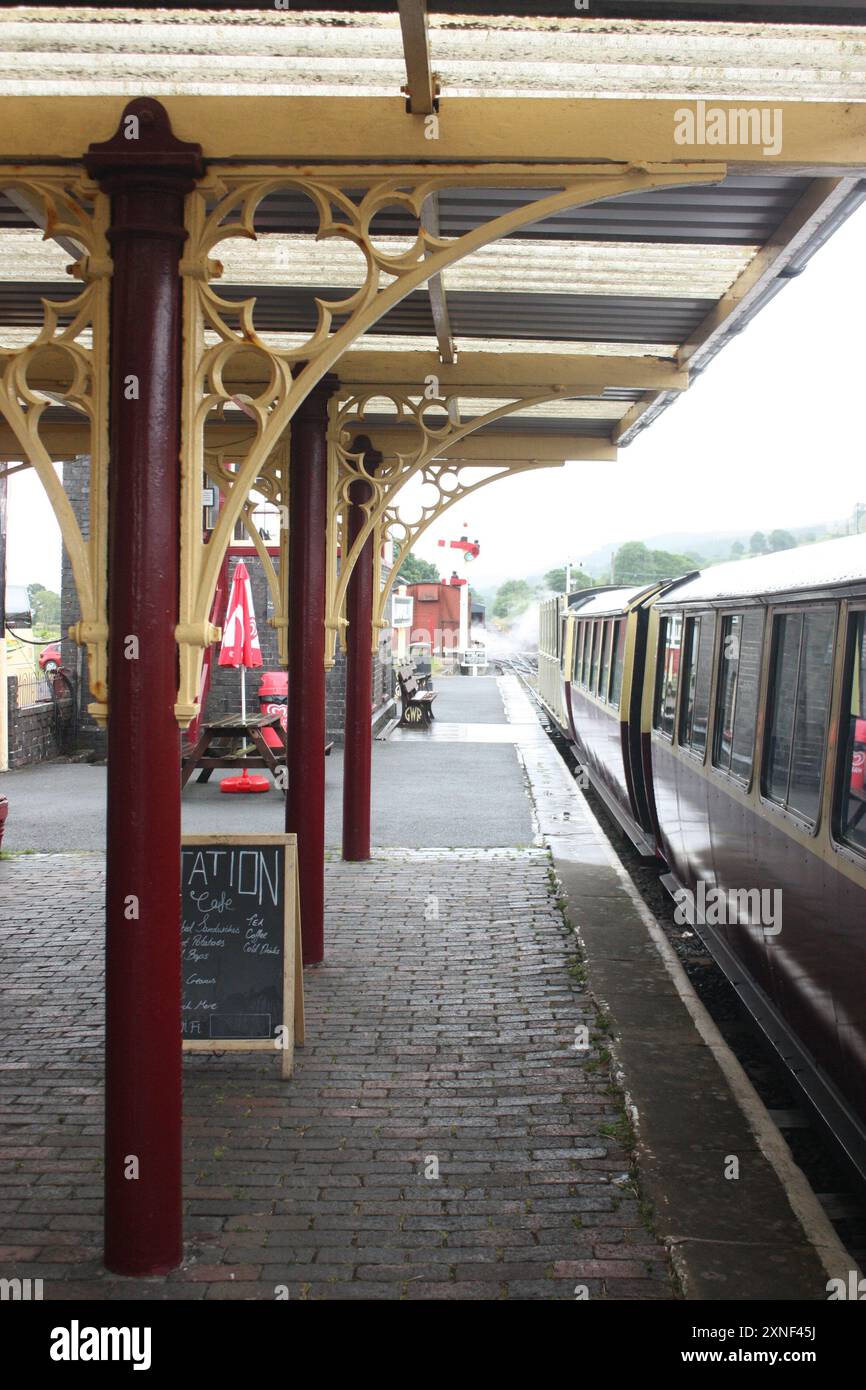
[{"left": 0, "top": 673, "right": 852, "bottom": 1300}]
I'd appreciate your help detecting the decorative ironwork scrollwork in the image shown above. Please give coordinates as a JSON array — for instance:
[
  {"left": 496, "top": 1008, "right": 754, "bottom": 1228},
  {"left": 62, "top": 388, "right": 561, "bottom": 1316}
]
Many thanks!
[{"left": 0, "top": 171, "right": 110, "bottom": 722}]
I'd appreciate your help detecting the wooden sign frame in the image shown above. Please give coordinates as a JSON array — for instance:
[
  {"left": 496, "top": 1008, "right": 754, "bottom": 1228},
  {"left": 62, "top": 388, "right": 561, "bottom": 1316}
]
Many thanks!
[{"left": 181, "top": 832, "right": 304, "bottom": 1079}]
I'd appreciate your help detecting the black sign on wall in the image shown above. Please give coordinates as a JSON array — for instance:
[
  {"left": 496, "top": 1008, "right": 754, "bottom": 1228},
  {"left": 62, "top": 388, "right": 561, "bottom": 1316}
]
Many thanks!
[{"left": 181, "top": 834, "right": 303, "bottom": 1078}]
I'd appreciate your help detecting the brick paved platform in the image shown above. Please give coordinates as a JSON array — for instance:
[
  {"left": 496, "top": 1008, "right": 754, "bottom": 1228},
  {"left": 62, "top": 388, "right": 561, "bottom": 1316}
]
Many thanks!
[{"left": 0, "top": 847, "right": 674, "bottom": 1301}]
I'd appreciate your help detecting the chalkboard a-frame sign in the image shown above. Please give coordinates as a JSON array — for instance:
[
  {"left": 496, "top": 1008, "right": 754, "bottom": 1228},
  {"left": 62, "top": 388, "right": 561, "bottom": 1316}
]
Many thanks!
[{"left": 180, "top": 833, "right": 304, "bottom": 1079}]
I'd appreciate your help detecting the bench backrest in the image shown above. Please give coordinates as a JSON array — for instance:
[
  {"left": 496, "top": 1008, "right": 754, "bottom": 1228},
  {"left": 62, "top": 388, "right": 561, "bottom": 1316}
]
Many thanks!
[{"left": 400, "top": 672, "right": 418, "bottom": 698}]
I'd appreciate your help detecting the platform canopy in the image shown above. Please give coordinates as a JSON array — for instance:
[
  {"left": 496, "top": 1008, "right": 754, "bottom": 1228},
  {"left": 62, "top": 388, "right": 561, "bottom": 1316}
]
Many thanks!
[{"left": 1, "top": 3, "right": 865, "bottom": 460}]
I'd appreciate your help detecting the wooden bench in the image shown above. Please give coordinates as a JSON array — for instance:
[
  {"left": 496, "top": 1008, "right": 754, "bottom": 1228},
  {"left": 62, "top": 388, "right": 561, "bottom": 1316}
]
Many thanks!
[
  {"left": 396, "top": 668, "right": 437, "bottom": 727},
  {"left": 397, "top": 660, "right": 432, "bottom": 691}
]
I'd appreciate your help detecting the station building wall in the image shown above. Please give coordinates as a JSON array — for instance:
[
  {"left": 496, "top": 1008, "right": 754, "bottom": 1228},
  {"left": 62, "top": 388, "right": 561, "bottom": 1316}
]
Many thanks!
[{"left": 5, "top": 675, "right": 68, "bottom": 768}]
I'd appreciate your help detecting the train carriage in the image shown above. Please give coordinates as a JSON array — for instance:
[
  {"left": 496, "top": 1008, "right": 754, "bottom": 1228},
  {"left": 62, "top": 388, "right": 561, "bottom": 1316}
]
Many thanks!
[
  {"left": 537, "top": 535, "right": 866, "bottom": 1180},
  {"left": 648, "top": 537, "right": 866, "bottom": 1176},
  {"left": 561, "top": 584, "right": 667, "bottom": 857},
  {"left": 537, "top": 593, "right": 570, "bottom": 732}
]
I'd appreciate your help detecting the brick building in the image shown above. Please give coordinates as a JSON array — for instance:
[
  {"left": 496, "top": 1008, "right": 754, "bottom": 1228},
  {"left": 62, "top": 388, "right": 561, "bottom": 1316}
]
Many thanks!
[{"left": 404, "top": 578, "right": 485, "bottom": 657}]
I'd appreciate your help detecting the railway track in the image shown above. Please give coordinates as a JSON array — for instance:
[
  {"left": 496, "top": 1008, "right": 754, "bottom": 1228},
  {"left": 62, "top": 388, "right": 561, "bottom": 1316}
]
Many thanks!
[
  {"left": 496, "top": 653, "right": 539, "bottom": 681},
  {"left": 504, "top": 650, "right": 866, "bottom": 1272}
]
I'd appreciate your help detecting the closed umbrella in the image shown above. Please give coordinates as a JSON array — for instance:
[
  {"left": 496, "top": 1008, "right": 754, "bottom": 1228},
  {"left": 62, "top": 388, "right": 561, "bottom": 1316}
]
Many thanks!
[{"left": 217, "top": 560, "right": 268, "bottom": 793}]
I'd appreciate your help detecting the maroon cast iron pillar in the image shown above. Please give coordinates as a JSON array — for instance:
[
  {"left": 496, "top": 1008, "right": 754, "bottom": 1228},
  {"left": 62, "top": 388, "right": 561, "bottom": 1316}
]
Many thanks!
[
  {"left": 286, "top": 376, "right": 339, "bottom": 965},
  {"left": 342, "top": 440, "right": 381, "bottom": 861},
  {"left": 86, "top": 100, "right": 203, "bottom": 1276}
]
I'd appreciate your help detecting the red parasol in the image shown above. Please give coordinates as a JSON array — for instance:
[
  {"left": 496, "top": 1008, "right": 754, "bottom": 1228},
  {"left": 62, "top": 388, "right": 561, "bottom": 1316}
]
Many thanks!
[{"left": 217, "top": 561, "right": 267, "bottom": 793}]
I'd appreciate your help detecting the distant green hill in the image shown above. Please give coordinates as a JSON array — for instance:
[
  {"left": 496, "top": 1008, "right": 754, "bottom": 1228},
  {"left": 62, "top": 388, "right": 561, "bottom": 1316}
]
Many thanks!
[{"left": 580, "top": 521, "right": 838, "bottom": 578}]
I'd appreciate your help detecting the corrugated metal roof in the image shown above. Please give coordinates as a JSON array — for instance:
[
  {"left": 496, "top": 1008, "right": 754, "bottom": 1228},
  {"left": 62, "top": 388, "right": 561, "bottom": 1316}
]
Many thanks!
[
  {"left": 0, "top": 15, "right": 863, "bottom": 457},
  {"left": 357, "top": 411, "right": 617, "bottom": 436},
  {"left": 211, "top": 233, "right": 754, "bottom": 299},
  {"left": 0, "top": 178, "right": 816, "bottom": 250},
  {"left": 2, "top": 172, "right": 862, "bottom": 444},
  {"left": 347, "top": 396, "right": 630, "bottom": 420},
  {"left": 446, "top": 290, "right": 713, "bottom": 342},
  {"left": 438, "top": 181, "right": 814, "bottom": 247},
  {"left": 229, "top": 178, "right": 812, "bottom": 248},
  {"left": 7, "top": 281, "right": 686, "bottom": 344},
  {"left": 2, "top": 11, "right": 863, "bottom": 96},
  {"left": 10, "top": 3, "right": 859, "bottom": 20},
  {"left": 0, "top": 282, "right": 80, "bottom": 327}
]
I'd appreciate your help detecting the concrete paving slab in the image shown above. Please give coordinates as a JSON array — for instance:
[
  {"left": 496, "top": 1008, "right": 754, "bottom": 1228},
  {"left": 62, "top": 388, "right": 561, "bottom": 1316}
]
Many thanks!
[
  {"left": 668, "top": 1239, "right": 830, "bottom": 1302},
  {"left": 390, "top": 721, "right": 545, "bottom": 744},
  {"left": 0, "top": 761, "right": 107, "bottom": 852},
  {"left": 180, "top": 742, "right": 533, "bottom": 848},
  {"left": 423, "top": 674, "right": 510, "bottom": 725}
]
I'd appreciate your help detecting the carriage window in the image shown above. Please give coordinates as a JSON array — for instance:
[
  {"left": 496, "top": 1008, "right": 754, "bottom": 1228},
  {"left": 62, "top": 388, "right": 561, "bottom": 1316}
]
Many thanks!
[
  {"left": 680, "top": 613, "right": 716, "bottom": 754},
  {"left": 599, "top": 621, "right": 614, "bottom": 699},
  {"left": 581, "top": 621, "right": 594, "bottom": 688},
  {"left": 837, "top": 612, "right": 866, "bottom": 855},
  {"left": 653, "top": 614, "right": 682, "bottom": 739},
  {"left": 713, "top": 611, "right": 763, "bottom": 782},
  {"left": 610, "top": 620, "right": 626, "bottom": 708},
  {"left": 573, "top": 621, "right": 584, "bottom": 682},
  {"left": 763, "top": 609, "right": 834, "bottom": 825},
  {"left": 591, "top": 621, "right": 604, "bottom": 694}
]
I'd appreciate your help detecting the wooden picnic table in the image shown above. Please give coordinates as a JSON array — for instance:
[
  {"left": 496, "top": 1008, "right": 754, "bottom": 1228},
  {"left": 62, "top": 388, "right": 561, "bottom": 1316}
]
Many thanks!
[
  {"left": 182, "top": 714, "right": 334, "bottom": 793},
  {"left": 182, "top": 712, "right": 286, "bottom": 791}
]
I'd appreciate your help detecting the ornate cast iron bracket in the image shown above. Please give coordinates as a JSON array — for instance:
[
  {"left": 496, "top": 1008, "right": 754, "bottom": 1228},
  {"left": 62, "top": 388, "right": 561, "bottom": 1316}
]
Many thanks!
[
  {"left": 175, "top": 162, "right": 724, "bottom": 712},
  {"left": 0, "top": 170, "right": 110, "bottom": 724}
]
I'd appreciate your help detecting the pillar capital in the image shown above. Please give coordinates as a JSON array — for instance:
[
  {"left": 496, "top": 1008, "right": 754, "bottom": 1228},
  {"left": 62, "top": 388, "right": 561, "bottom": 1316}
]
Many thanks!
[
  {"left": 84, "top": 97, "right": 204, "bottom": 193},
  {"left": 292, "top": 372, "right": 341, "bottom": 424}
]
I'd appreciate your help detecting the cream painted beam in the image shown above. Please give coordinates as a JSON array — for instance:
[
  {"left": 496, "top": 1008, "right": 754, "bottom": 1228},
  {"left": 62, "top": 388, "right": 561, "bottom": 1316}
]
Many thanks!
[
  {"left": 338, "top": 352, "right": 688, "bottom": 393},
  {"left": 1, "top": 98, "right": 864, "bottom": 172},
  {"left": 0, "top": 419, "right": 616, "bottom": 465},
  {"left": 0, "top": 418, "right": 263, "bottom": 459},
  {"left": 0, "top": 420, "right": 87, "bottom": 457},
  {"left": 421, "top": 193, "right": 455, "bottom": 366},
  {"left": 365, "top": 429, "right": 616, "bottom": 462},
  {"left": 16, "top": 350, "right": 688, "bottom": 397},
  {"left": 398, "top": 0, "right": 437, "bottom": 117}
]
